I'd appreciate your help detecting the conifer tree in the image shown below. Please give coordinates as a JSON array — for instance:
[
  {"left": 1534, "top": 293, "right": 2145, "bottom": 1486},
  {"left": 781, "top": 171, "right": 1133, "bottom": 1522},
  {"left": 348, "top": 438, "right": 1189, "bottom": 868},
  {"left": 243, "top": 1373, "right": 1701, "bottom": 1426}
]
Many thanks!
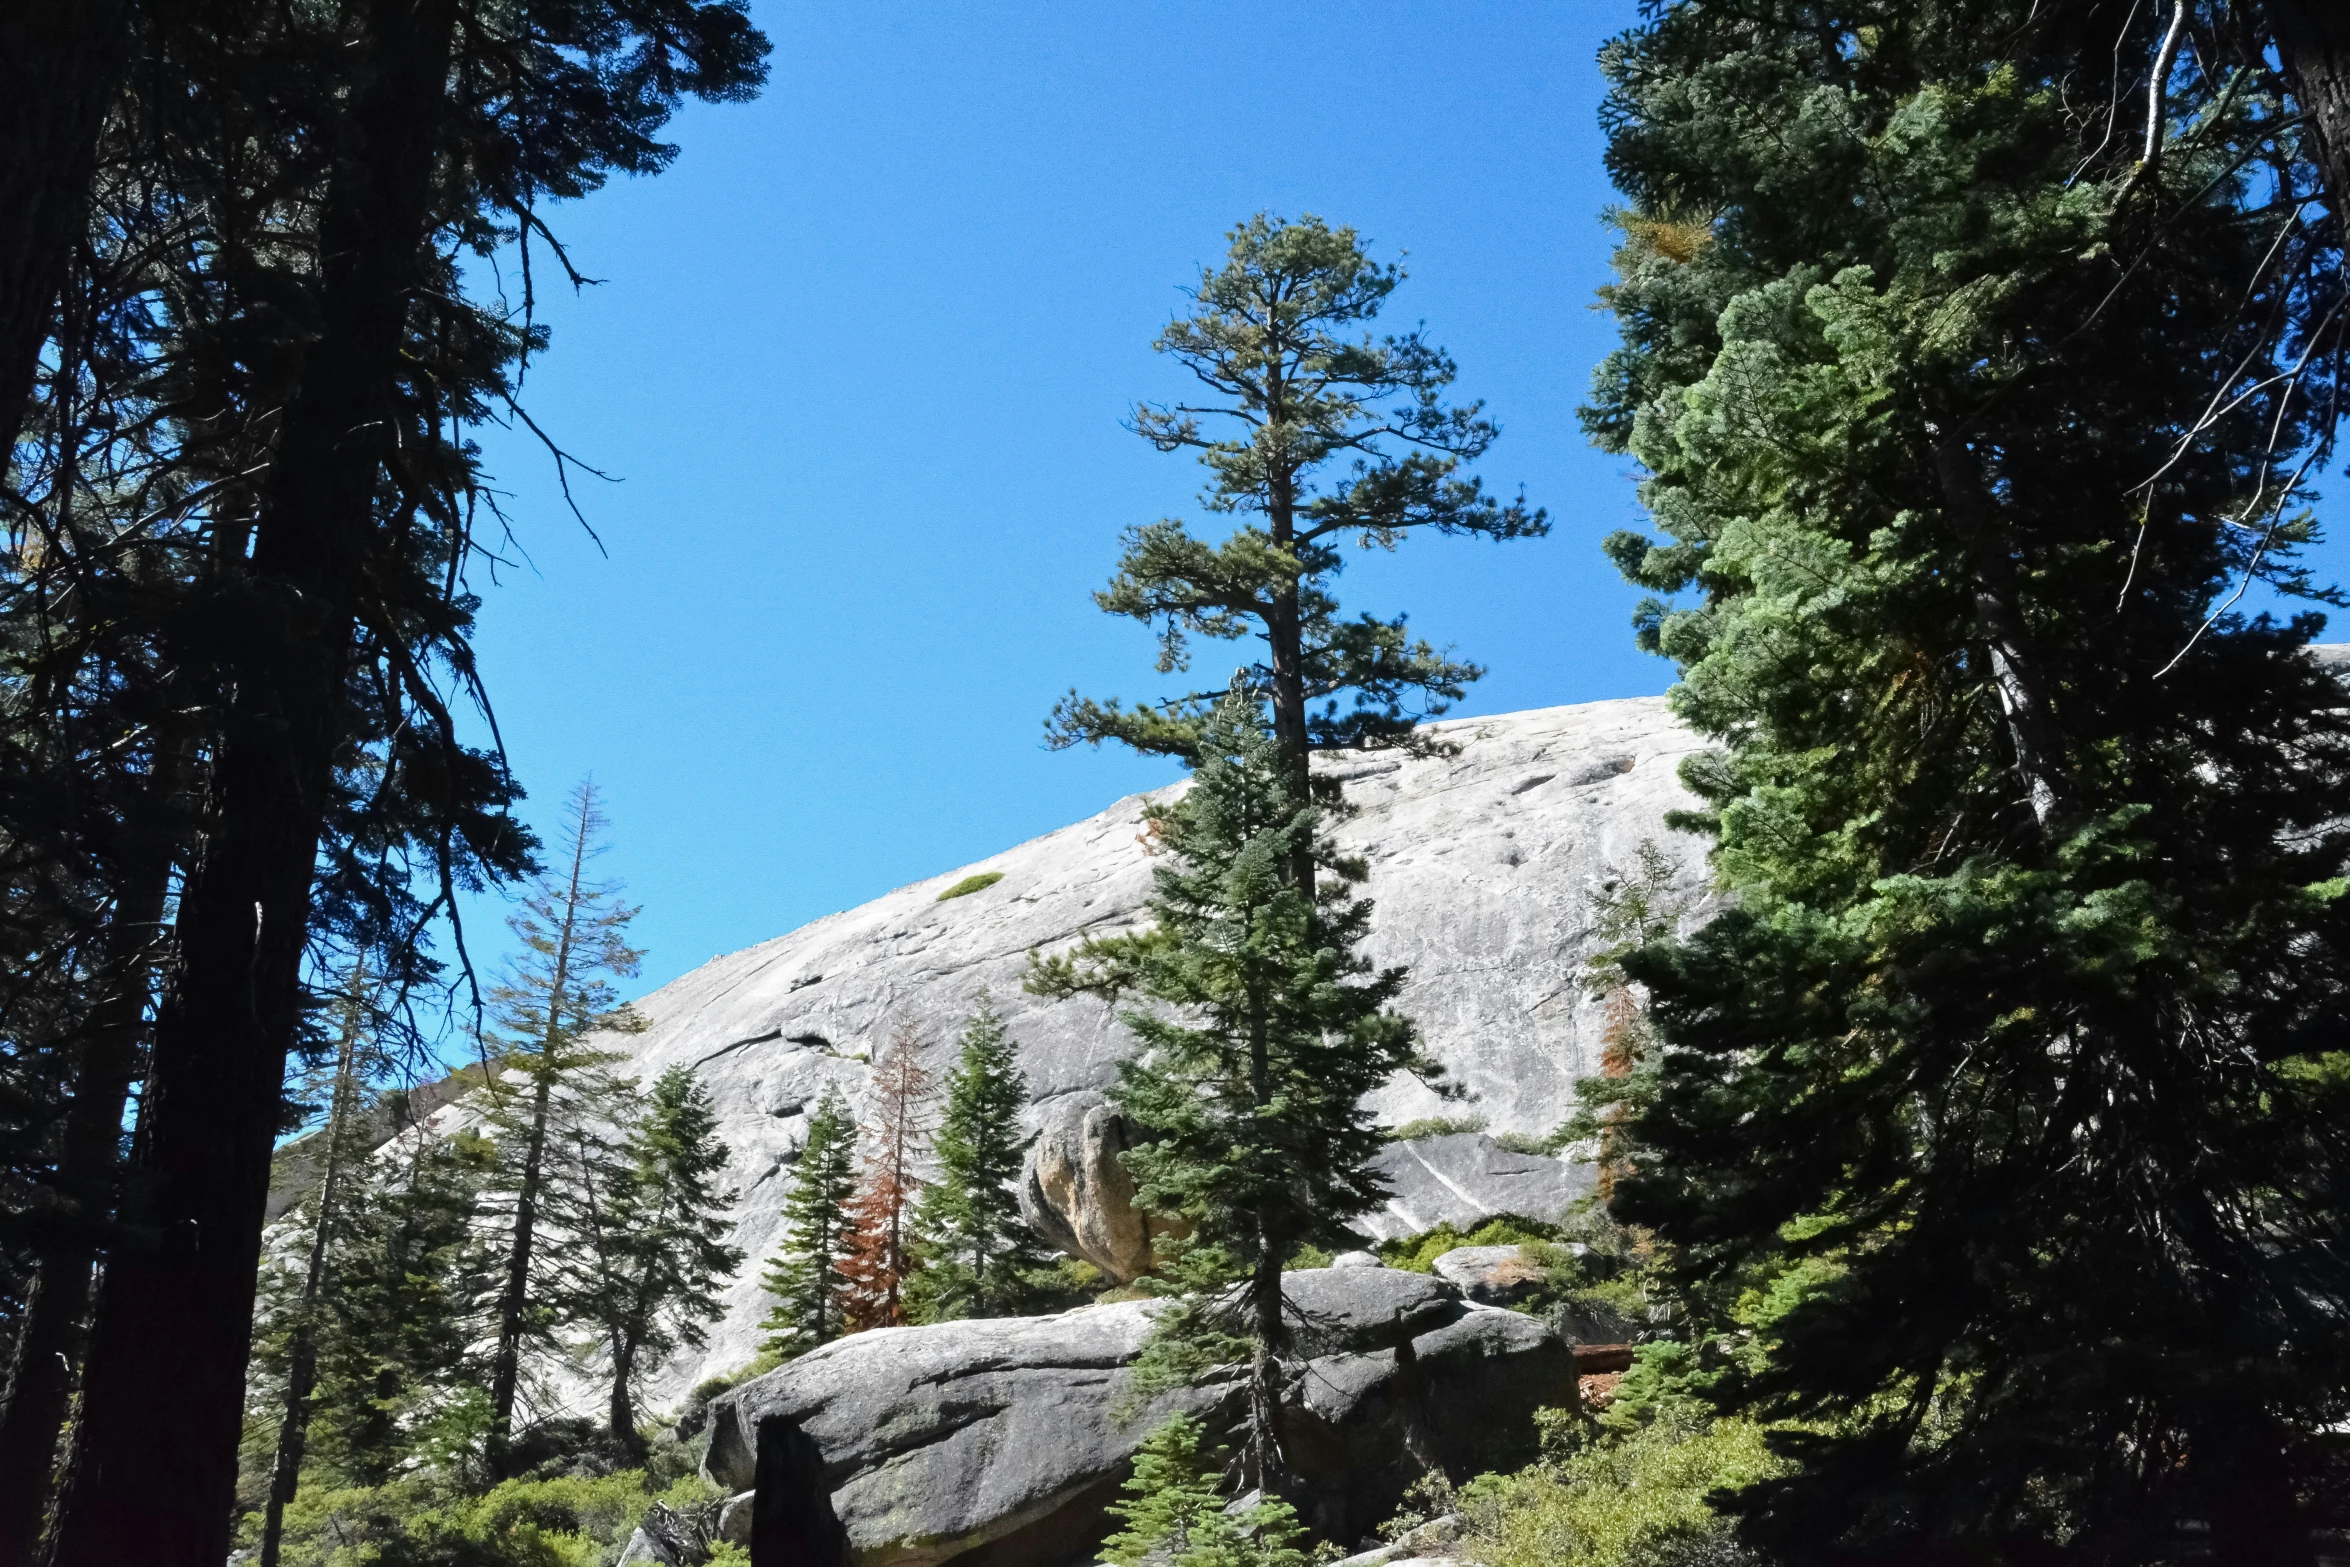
[
  {"left": 907, "top": 994, "right": 1050, "bottom": 1322},
  {"left": 840, "top": 1024, "right": 932, "bottom": 1333},
  {"left": 255, "top": 961, "right": 374, "bottom": 1567},
  {"left": 479, "top": 781, "right": 645, "bottom": 1444},
  {"left": 1029, "top": 695, "right": 1438, "bottom": 1493},
  {"left": 1102, "top": 1413, "right": 1309, "bottom": 1567},
  {"left": 1588, "top": 2, "right": 2350, "bottom": 1555},
  {"left": 299, "top": 1125, "right": 497, "bottom": 1489},
  {"left": 553, "top": 1065, "right": 742, "bottom": 1455},
  {"left": 1048, "top": 213, "right": 1546, "bottom": 828},
  {"left": 760, "top": 1086, "right": 858, "bottom": 1359}
]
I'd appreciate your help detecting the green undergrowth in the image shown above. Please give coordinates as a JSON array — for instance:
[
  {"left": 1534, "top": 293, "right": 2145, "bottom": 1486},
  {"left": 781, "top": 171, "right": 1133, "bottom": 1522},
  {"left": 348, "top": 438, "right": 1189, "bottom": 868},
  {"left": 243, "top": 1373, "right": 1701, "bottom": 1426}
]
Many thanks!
[
  {"left": 935, "top": 871, "right": 1004, "bottom": 901},
  {"left": 249, "top": 1467, "right": 741, "bottom": 1567},
  {"left": 1456, "top": 1410, "right": 1780, "bottom": 1567},
  {"left": 1376, "top": 1214, "right": 1558, "bottom": 1273}
]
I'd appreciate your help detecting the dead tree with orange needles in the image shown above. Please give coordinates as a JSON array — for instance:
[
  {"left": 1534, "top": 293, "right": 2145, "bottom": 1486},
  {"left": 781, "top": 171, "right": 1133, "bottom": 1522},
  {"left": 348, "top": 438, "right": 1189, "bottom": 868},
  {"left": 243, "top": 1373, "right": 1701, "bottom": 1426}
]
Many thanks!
[{"left": 841, "top": 1022, "right": 934, "bottom": 1332}]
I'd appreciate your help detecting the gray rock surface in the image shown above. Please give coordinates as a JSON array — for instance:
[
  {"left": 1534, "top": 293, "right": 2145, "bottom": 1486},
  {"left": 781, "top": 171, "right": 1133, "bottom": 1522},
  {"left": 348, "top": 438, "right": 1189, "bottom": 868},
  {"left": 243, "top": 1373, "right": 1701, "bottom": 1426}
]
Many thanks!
[
  {"left": 702, "top": 1268, "right": 1571, "bottom": 1566},
  {"left": 433, "top": 697, "right": 1714, "bottom": 1417},
  {"left": 1355, "top": 1133, "right": 1595, "bottom": 1242},
  {"left": 1429, "top": 1246, "right": 1546, "bottom": 1306},
  {"left": 1018, "top": 1091, "right": 1152, "bottom": 1282}
]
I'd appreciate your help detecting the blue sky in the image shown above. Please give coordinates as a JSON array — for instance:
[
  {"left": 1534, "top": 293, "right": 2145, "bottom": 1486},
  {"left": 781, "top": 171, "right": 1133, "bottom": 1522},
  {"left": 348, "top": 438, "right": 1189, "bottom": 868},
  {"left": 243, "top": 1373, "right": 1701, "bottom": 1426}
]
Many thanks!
[
  {"left": 450, "top": 0, "right": 2350, "bottom": 1003},
  {"left": 456, "top": 0, "right": 1664, "bottom": 996}
]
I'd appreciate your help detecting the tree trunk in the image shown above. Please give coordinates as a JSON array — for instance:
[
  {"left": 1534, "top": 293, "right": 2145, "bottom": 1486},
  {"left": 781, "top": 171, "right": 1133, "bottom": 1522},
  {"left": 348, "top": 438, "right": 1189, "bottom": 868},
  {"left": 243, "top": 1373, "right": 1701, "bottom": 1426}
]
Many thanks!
[
  {"left": 257, "top": 967, "right": 366, "bottom": 1567},
  {"left": 0, "top": 828, "right": 174, "bottom": 1567},
  {"left": 490, "top": 786, "right": 591, "bottom": 1445},
  {"left": 45, "top": 1, "right": 456, "bottom": 1559},
  {"left": 490, "top": 1071, "right": 556, "bottom": 1436},
  {"left": 608, "top": 1332, "right": 638, "bottom": 1452},
  {"left": 2273, "top": 1, "right": 2350, "bottom": 242},
  {"left": 1929, "top": 422, "right": 2066, "bottom": 831},
  {"left": 0, "top": 0, "right": 131, "bottom": 463}
]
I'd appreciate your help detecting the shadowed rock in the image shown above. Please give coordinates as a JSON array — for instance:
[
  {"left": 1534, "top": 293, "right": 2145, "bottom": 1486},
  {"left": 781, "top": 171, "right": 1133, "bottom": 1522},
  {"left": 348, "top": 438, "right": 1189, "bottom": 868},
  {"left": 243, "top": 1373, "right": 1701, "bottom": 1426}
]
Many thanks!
[{"left": 704, "top": 1267, "right": 1574, "bottom": 1567}]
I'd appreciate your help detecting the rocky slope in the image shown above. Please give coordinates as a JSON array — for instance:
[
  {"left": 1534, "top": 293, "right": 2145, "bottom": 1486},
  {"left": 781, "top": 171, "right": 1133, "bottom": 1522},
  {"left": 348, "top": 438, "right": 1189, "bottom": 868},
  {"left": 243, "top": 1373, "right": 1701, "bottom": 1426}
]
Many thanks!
[{"left": 407, "top": 693, "right": 1713, "bottom": 1417}]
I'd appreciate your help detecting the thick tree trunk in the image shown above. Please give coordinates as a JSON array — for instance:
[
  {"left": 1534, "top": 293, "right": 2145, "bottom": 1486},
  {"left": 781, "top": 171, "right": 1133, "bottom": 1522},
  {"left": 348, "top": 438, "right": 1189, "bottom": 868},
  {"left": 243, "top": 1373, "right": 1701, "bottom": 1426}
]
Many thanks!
[
  {"left": 45, "top": 2, "right": 455, "bottom": 1559},
  {"left": 0, "top": 832, "right": 174, "bottom": 1567},
  {"left": 2272, "top": 1, "right": 2350, "bottom": 242},
  {"left": 258, "top": 968, "right": 366, "bottom": 1567},
  {"left": 0, "top": 0, "right": 131, "bottom": 465}
]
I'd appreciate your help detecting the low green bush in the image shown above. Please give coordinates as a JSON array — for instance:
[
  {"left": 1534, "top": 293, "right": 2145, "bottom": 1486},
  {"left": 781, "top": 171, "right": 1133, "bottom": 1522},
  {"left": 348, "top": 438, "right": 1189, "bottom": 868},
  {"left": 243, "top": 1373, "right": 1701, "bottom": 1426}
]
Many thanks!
[
  {"left": 935, "top": 871, "right": 1004, "bottom": 901},
  {"left": 253, "top": 1467, "right": 725, "bottom": 1567},
  {"left": 1382, "top": 1114, "right": 1487, "bottom": 1142},
  {"left": 1456, "top": 1413, "right": 1780, "bottom": 1567},
  {"left": 1376, "top": 1215, "right": 1557, "bottom": 1274}
]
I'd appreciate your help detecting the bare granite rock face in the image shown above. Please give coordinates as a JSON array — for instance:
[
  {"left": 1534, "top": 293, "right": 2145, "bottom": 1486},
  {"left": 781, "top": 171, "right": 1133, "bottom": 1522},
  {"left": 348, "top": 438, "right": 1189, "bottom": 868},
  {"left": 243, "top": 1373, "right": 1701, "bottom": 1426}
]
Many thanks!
[
  {"left": 702, "top": 1267, "right": 1571, "bottom": 1566},
  {"left": 1356, "top": 1133, "right": 1596, "bottom": 1242},
  {"left": 410, "top": 695, "right": 1710, "bottom": 1419},
  {"left": 1018, "top": 1091, "right": 1152, "bottom": 1283}
]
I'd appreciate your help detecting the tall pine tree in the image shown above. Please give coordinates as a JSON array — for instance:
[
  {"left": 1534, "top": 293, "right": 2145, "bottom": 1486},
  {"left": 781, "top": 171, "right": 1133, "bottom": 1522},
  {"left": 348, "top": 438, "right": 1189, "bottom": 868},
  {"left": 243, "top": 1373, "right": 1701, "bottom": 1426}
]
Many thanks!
[
  {"left": 1047, "top": 213, "right": 1545, "bottom": 834},
  {"left": 907, "top": 995, "right": 1050, "bottom": 1322},
  {"left": 760, "top": 1086, "right": 858, "bottom": 1360},
  {"left": 1589, "top": 2, "right": 2350, "bottom": 1557},
  {"left": 552, "top": 1064, "right": 741, "bottom": 1456},
  {"left": 479, "top": 781, "right": 644, "bottom": 1447},
  {"left": 1029, "top": 695, "right": 1438, "bottom": 1494}
]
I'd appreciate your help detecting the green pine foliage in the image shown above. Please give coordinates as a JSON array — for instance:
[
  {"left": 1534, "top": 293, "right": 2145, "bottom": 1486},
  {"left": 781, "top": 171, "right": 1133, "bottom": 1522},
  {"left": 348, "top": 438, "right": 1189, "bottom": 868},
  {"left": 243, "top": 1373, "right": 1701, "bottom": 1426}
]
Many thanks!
[
  {"left": 1029, "top": 695, "right": 1440, "bottom": 1488},
  {"left": 1047, "top": 213, "right": 1544, "bottom": 776},
  {"left": 1588, "top": 0, "right": 2350, "bottom": 1551},
  {"left": 905, "top": 995, "right": 1052, "bottom": 1322},
  {"left": 478, "top": 782, "right": 648, "bottom": 1440},
  {"left": 550, "top": 1065, "right": 744, "bottom": 1452},
  {"left": 1454, "top": 1413, "right": 1779, "bottom": 1567},
  {"left": 760, "top": 1085, "right": 859, "bottom": 1358},
  {"left": 1102, "top": 1413, "right": 1310, "bottom": 1567}
]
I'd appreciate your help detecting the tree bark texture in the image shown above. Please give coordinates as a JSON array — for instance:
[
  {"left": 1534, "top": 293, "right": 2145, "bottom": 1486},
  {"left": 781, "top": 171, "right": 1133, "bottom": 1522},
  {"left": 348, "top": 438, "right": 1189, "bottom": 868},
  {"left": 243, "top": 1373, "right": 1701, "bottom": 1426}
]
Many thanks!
[
  {"left": 0, "top": 833, "right": 174, "bottom": 1567},
  {"left": 2272, "top": 0, "right": 2350, "bottom": 244},
  {"left": 45, "top": 1, "right": 456, "bottom": 1559},
  {"left": 1929, "top": 423, "right": 2066, "bottom": 831},
  {"left": 0, "top": 0, "right": 131, "bottom": 464}
]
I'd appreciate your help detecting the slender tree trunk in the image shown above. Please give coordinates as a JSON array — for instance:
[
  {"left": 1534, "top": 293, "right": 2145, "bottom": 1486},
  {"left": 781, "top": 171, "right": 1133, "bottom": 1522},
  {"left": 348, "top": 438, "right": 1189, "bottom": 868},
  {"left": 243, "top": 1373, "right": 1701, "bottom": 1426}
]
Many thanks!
[
  {"left": 490, "top": 1071, "right": 556, "bottom": 1434},
  {"left": 1929, "top": 422, "right": 2066, "bottom": 831},
  {"left": 1243, "top": 989, "right": 1286, "bottom": 1497},
  {"left": 1264, "top": 460, "right": 1317, "bottom": 900},
  {"left": 491, "top": 811, "right": 590, "bottom": 1440},
  {"left": 0, "top": 0, "right": 131, "bottom": 464},
  {"left": 0, "top": 822, "right": 174, "bottom": 1567},
  {"left": 2273, "top": 1, "right": 2350, "bottom": 242},
  {"left": 46, "top": 2, "right": 457, "bottom": 1559},
  {"left": 608, "top": 1332, "right": 638, "bottom": 1451},
  {"left": 257, "top": 965, "right": 367, "bottom": 1567}
]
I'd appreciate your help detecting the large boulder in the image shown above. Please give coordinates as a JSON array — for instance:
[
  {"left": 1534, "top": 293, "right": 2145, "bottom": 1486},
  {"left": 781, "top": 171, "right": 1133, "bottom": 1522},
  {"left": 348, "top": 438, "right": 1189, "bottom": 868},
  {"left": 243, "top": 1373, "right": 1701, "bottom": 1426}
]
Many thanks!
[
  {"left": 1018, "top": 1092, "right": 1152, "bottom": 1283},
  {"left": 701, "top": 1268, "right": 1574, "bottom": 1567}
]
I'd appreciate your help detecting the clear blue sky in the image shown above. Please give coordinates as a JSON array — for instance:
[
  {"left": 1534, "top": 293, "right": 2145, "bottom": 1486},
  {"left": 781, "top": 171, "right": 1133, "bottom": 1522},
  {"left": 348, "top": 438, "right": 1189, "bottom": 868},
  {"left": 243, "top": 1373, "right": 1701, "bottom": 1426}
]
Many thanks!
[
  {"left": 455, "top": 0, "right": 1661, "bottom": 995},
  {"left": 451, "top": 0, "right": 2350, "bottom": 1001}
]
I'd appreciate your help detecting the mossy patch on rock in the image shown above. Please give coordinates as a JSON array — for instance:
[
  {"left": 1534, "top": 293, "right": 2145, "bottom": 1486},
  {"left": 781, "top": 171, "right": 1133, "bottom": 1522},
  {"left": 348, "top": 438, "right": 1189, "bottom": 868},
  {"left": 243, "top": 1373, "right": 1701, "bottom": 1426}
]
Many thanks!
[{"left": 935, "top": 871, "right": 1003, "bottom": 901}]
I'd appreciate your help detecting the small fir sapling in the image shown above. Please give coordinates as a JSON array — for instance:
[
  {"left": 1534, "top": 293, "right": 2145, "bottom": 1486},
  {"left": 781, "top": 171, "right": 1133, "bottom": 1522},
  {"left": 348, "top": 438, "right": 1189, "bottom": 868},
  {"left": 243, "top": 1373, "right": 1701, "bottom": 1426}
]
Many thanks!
[
  {"left": 760, "top": 1086, "right": 858, "bottom": 1358},
  {"left": 906, "top": 993, "right": 1052, "bottom": 1322}
]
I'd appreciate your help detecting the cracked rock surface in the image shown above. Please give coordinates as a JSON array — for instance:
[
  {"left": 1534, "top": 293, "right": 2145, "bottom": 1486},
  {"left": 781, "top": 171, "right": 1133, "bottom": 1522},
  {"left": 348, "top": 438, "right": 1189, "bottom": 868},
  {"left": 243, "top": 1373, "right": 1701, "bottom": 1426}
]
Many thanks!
[{"left": 702, "top": 1267, "right": 1569, "bottom": 1567}]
